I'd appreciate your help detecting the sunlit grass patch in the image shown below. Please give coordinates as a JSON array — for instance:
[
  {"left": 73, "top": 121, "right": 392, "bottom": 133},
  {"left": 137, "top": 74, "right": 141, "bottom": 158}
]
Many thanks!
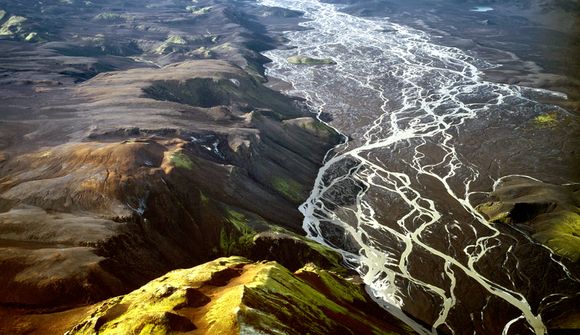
[{"left": 534, "top": 111, "right": 559, "bottom": 127}]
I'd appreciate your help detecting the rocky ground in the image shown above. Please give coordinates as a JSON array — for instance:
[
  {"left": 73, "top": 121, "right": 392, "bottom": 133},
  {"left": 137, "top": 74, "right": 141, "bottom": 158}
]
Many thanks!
[{"left": 0, "top": 0, "right": 414, "bottom": 334}]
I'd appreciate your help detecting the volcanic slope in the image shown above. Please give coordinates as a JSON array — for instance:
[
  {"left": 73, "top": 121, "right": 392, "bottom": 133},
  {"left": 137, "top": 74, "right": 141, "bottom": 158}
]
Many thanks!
[{"left": 0, "top": 57, "right": 347, "bottom": 308}]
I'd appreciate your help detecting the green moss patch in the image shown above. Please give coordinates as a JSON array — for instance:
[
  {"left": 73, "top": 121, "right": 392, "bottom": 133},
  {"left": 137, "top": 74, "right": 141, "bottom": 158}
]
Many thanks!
[
  {"left": 238, "top": 263, "right": 404, "bottom": 335},
  {"left": 285, "top": 117, "right": 337, "bottom": 140},
  {"left": 199, "top": 190, "right": 209, "bottom": 204},
  {"left": 287, "top": 55, "right": 336, "bottom": 65},
  {"left": 475, "top": 201, "right": 511, "bottom": 223},
  {"left": 534, "top": 111, "right": 559, "bottom": 127},
  {"left": 533, "top": 211, "right": 580, "bottom": 262},
  {"left": 296, "top": 263, "right": 366, "bottom": 303},
  {"left": 479, "top": 202, "right": 580, "bottom": 261},
  {"left": 308, "top": 119, "right": 334, "bottom": 136},
  {"left": 193, "top": 46, "right": 213, "bottom": 58},
  {"left": 266, "top": 225, "right": 344, "bottom": 270},
  {"left": 272, "top": 177, "right": 304, "bottom": 203},
  {"left": 169, "top": 150, "right": 194, "bottom": 170},
  {"left": 165, "top": 35, "right": 187, "bottom": 45},
  {"left": 249, "top": 263, "right": 350, "bottom": 315},
  {"left": 155, "top": 35, "right": 190, "bottom": 54},
  {"left": 24, "top": 32, "right": 37, "bottom": 42},
  {"left": 476, "top": 180, "right": 580, "bottom": 262},
  {"left": 219, "top": 208, "right": 256, "bottom": 256}
]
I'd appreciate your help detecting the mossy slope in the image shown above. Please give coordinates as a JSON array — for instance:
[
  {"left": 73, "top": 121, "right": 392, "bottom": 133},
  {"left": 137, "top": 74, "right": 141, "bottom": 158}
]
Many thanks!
[
  {"left": 476, "top": 177, "right": 580, "bottom": 262},
  {"left": 67, "top": 257, "right": 413, "bottom": 335}
]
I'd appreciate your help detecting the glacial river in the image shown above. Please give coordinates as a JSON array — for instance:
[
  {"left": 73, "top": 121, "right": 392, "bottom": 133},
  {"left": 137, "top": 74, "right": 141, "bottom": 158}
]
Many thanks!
[{"left": 258, "top": 0, "right": 579, "bottom": 334}]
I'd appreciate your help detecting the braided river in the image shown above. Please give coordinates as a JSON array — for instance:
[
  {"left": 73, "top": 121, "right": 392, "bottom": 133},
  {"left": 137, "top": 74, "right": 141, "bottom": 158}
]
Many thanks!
[{"left": 258, "top": 0, "right": 579, "bottom": 333}]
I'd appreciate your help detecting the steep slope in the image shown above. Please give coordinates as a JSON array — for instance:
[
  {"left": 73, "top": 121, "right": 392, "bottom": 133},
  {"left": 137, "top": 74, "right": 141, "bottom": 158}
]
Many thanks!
[{"left": 63, "top": 257, "right": 413, "bottom": 335}]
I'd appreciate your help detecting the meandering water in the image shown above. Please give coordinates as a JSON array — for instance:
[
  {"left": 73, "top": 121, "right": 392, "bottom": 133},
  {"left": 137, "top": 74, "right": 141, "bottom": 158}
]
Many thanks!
[{"left": 258, "top": 0, "right": 578, "bottom": 334}]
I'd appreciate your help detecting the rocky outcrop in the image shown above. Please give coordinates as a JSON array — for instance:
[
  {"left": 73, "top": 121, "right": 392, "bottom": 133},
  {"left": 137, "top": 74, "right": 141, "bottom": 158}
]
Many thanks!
[{"left": 64, "top": 257, "right": 413, "bottom": 335}]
